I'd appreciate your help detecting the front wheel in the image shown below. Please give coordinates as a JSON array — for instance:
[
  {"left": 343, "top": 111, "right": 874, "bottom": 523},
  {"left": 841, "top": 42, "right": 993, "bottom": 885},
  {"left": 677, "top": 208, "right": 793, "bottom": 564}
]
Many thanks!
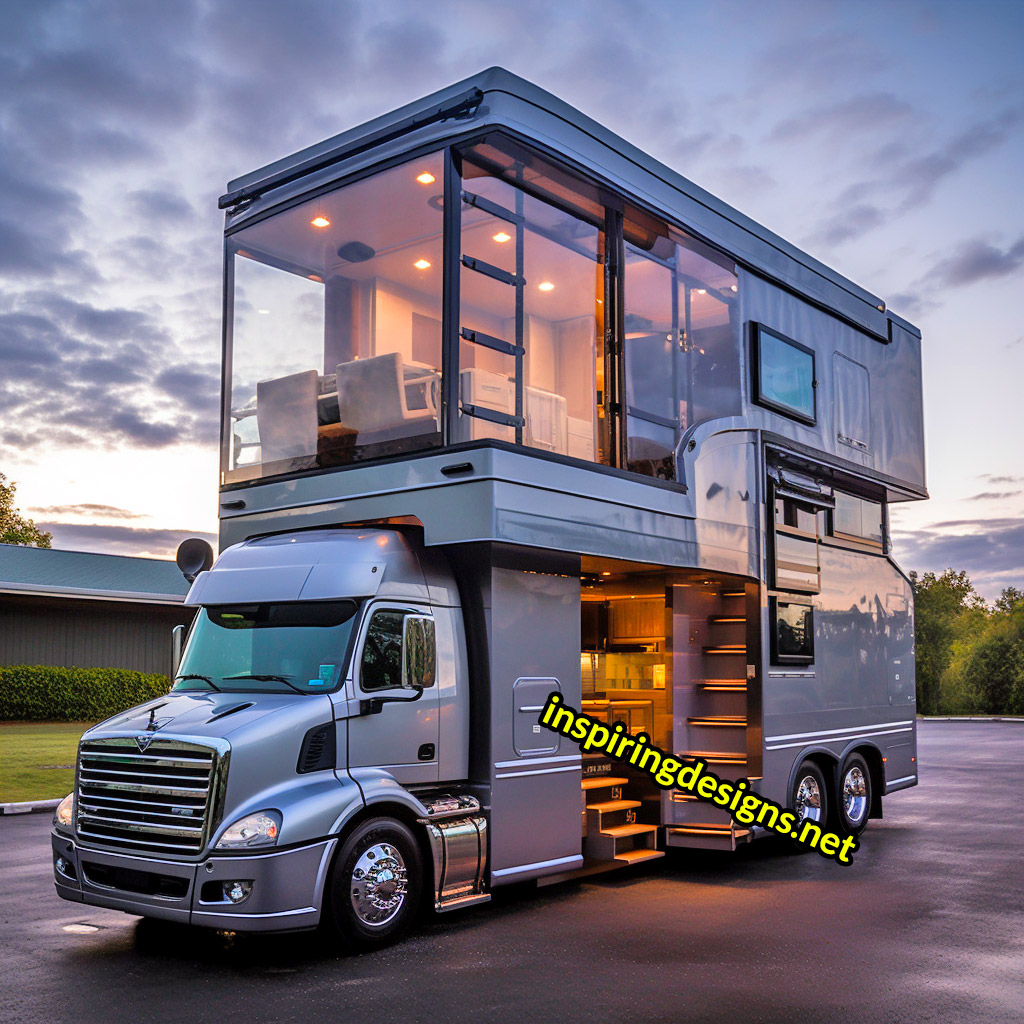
[
  {"left": 326, "top": 817, "right": 424, "bottom": 951},
  {"left": 835, "top": 753, "right": 872, "bottom": 837}
]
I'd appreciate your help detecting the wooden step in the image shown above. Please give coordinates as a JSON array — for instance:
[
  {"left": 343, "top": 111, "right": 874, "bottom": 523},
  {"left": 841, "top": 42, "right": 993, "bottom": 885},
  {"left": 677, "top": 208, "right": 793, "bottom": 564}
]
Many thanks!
[
  {"left": 581, "top": 775, "right": 629, "bottom": 791},
  {"left": 704, "top": 645, "right": 746, "bottom": 655},
  {"left": 586, "top": 799, "right": 641, "bottom": 813},
  {"left": 614, "top": 848, "right": 665, "bottom": 865},
  {"left": 601, "top": 823, "right": 658, "bottom": 839},
  {"left": 710, "top": 616, "right": 745, "bottom": 623},
  {"left": 681, "top": 752, "right": 747, "bottom": 765},
  {"left": 688, "top": 716, "right": 747, "bottom": 727},
  {"left": 720, "top": 591, "right": 746, "bottom": 598},
  {"left": 698, "top": 680, "right": 746, "bottom": 692}
]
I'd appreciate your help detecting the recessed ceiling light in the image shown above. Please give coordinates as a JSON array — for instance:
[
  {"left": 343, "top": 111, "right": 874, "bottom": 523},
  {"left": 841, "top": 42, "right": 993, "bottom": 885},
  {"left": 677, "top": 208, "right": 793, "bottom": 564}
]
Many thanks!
[
  {"left": 538, "top": 281, "right": 555, "bottom": 292},
  {"left": 493, "top": 231, "right": 512, "bottom": 243},
  {"left": 257, "top": 309, "right": 270, "bottom": 315},
  {"left": 414, "top": 258, "right": 431, "bottom": 270},
  {"left": 695, "top": 288, "right": 707, "bottom": 295},
  {"left": 308, "top": 274, "right": 323, "bottom": 282},
  {"left": 311, "top": 216, "right": 331, "bottom": 228},
  {"left": 731, "top": 284, "right": 738, "bottom": 292},
  {"left": 416, "top": 172, "right": 436, "bottom": 184}
]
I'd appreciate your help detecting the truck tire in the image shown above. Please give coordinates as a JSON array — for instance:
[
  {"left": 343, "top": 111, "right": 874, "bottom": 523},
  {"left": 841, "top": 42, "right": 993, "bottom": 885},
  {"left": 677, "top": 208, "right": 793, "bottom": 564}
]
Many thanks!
[
  {"left": 790, "top": 760, "right": 828, "bottom": 829},
  {"left": 834, "top": 753, "right": 871, "bottom": 837},
  {"left": 326, "top": 817, "right": 424, "bottom": 950}
]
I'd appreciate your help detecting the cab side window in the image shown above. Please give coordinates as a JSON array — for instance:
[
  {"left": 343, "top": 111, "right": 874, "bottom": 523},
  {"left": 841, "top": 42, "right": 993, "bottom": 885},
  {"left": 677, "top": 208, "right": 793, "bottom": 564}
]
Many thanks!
[{"left": 360, "top": 610, "right": 405, "bottom": 691}]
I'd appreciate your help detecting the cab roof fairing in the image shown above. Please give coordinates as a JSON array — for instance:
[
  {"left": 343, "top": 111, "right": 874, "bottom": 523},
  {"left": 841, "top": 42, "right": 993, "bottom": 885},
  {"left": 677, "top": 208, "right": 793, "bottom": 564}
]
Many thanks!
[
  {"left": 221, "top": 67, "right": 919, "bottom": 341},
  {"left": 184, "top": 528, "right": 433, "bottom": 606}
]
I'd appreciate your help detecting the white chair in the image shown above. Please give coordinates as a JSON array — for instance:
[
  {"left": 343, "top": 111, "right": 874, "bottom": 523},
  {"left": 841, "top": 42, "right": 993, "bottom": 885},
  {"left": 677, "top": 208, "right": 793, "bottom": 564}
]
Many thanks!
[
  {"left": 256, "top": 369, "right": 319, "bottom": 468},
  {"left": 335, "top": 353, "right": 439, "bottom": 445}
]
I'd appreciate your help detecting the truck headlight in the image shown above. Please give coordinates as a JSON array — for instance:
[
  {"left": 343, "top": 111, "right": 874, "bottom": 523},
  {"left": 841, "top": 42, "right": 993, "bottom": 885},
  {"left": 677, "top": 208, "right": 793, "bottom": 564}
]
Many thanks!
[
  {"left": 216, "top": 810, "right": 281, "bottom": 850},
  {"left": 53, "top": 793, "right": 75, "bottom": 832}
]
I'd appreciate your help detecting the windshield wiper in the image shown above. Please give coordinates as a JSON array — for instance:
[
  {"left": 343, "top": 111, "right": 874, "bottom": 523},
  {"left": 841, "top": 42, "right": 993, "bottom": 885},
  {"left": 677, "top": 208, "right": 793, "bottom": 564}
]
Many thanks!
[
  {"left": 174, "top": 674, "right": 222, "bottom": 692},
  {"left": 222, "top": 673, "right": 308, "bottom": 695}
]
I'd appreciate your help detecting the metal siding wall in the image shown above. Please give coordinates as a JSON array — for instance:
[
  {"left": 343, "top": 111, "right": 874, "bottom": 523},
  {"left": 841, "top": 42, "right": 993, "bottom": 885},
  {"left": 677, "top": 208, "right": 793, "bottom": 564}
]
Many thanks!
[{"left": 0, "top": 597, "right": 194, "bottom": 676}]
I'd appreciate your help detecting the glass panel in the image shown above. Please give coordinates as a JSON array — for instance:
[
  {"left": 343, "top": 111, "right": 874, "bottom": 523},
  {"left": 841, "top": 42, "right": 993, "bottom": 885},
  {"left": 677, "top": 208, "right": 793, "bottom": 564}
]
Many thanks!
[
  {"left": 774, "top": 532, "right": 820, "bottom": 593},
  {"left": 460, "top": 158, "right": 605, "bottom": 463},
  {"left": 224, "top": 153, "right": 444, "bottom": 483},
  {"left": 361, "top": 610, "right": 405, "bottom": 692},
  {"left": 623, "top": 217, "right": 740, "bottom": 481},
  {"left": 772, "top": 599, "right": 814, "bottom": 663},
  {"left": 522, "top": 191, "right": 600, "bottom": 459},
  {"left": 756, "top": 326, "right": 815, "bottom": 422},
  {"left": 833, "top": 491, "right": 883, "bottom": 545},
  {"left": 174, "top": 602, "right": 358, "bottom": 694}
]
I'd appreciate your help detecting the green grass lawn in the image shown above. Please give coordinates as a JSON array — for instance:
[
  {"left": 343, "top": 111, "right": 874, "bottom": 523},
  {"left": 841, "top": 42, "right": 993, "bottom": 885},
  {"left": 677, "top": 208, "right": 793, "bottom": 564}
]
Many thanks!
[{"left": 0, "top": 722, "right": 94, "bottom": 803}]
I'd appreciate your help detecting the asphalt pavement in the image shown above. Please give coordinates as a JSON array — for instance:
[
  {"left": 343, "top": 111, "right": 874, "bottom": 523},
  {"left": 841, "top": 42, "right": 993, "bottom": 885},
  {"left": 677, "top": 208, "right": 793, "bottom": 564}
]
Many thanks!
[{"left": 3, "top": 720, "right": 1022, "bottom": 1024}]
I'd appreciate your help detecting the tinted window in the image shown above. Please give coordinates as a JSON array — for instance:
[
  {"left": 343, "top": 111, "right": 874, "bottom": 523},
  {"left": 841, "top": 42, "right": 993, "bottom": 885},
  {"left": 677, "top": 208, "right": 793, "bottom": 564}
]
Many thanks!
[
  {"left": 754, "top": 325, "right": 816, "bottom": 423},
  {"left": 361, "top": 610, "right": 406, "bottom": 692},
  {"left": 771, "top": 598, "right": 814, "bottom": 664},
  {"left": 174, "top": 601, "right": 358, "bottom": 694},
  {"left": 832, "top": 491, "right": 883, "bottom": 545}
]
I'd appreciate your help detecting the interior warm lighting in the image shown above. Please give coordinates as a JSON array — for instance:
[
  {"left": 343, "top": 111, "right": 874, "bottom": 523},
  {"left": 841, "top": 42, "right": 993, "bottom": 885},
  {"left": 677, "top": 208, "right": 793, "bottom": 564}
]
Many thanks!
[
  {"left": 695, "top": 288, "right": 707, "bottom": 295},
  {"left": 310, "top": 216, "right": 331, "bottom": 228},
  {"left": 538, "top": 281, "right": 555, "bottom": 292},
  {"left": 601, "top": 572, "right": 612, "bottom": 577},
  {"left": 416, "top": 172, "right": 436, "bottom": 184},
  {"left": 308, "top": 274, "right": 323, "bottom": 282},
  {"left": 730, "top": 284, "right": 738, "bottom": 292},
  {"left": 413, "top": 258, "right": 432, "bottom": 270},
  {"left": 492, "top": 231, "right": 512, "bottom": 243}
]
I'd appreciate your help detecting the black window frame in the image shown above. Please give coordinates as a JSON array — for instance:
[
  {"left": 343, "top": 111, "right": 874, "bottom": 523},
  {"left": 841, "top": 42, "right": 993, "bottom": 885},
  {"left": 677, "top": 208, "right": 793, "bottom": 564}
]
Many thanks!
[
  {"left": 828, "top": 489, "right": 885, "bottom": 550},
  {"left": 769, "top": 595, "right": 815, "bottom": 665},
  {"left": 751, "top": 322, "right": 817, "bottom": 426}
]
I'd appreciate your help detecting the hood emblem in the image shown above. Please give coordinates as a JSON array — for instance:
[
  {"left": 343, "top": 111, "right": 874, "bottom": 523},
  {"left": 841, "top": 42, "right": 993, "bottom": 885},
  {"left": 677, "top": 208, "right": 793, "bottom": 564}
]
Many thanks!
[{"left": 135, "top": 733, "right": 155, "bottom": 753}]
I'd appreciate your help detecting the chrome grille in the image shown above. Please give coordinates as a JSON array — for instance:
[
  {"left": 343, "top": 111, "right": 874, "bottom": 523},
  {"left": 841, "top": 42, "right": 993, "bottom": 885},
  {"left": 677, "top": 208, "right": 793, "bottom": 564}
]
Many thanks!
[{"left": 76, "top": 738, "right": 225, "bottom": 857}]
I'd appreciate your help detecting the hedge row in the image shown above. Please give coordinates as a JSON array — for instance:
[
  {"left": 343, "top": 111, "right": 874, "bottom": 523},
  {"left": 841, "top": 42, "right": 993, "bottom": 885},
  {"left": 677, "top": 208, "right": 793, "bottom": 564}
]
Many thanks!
[{"left": 0, "top": 665, "right": 171, "bottom": 722}]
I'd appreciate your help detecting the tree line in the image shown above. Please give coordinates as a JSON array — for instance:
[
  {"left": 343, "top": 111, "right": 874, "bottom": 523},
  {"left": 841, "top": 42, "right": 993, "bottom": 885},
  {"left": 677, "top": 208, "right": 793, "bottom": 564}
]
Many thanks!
[{"left": 911, "top": 570, "right": 1024, "bottom": 716}]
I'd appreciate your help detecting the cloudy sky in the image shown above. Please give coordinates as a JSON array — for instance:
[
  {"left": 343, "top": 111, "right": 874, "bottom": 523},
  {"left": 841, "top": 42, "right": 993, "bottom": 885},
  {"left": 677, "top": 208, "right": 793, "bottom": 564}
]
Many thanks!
[{"left": 1, "top": 0, "right": 1021, "bottom": 597}]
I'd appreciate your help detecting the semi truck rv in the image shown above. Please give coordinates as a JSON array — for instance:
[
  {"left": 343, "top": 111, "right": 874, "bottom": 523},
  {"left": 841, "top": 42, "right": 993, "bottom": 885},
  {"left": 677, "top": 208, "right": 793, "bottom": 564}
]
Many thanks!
[{"left": 53, "top": 68, "right": 926, "bottom": 949}]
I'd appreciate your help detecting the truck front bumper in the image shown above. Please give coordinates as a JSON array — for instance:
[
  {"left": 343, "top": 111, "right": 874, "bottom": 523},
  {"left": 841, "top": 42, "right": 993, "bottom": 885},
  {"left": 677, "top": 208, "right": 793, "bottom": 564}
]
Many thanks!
[{"left": 52, "top": 830, "right": 337, "bottom": 932}]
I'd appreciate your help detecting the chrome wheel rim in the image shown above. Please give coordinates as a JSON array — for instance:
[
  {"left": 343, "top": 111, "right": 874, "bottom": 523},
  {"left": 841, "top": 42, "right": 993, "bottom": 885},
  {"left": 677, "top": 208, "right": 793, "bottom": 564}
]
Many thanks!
[
  {"left": 843, "top": 766, "right": 868, "bottom": 824},
  {"left": 794, "top": 774, "right": 823, "bottom": 822},
  {"left": 350, "top": 842, "right": 407, "bottom": 927}
]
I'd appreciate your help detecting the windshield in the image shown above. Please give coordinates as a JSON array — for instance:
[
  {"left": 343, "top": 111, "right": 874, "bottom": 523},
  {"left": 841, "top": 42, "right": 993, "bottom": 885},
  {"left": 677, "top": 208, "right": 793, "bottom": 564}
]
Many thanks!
[{"left": 174, "top": 601, "right": 359, "bottom": 695}]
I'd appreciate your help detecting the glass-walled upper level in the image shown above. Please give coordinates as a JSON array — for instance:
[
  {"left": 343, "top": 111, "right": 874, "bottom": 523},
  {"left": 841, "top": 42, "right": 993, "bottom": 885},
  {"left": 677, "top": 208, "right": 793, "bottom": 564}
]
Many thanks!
[{"left": 221, "top": 137, "right": 742, "bottom": 486}]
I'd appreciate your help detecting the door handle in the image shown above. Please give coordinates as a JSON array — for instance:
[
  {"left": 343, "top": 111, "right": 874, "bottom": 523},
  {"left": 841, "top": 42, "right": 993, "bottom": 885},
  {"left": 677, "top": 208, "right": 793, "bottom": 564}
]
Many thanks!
[{"left": 418, "top": 743, "right": 435, "bottom": 761}]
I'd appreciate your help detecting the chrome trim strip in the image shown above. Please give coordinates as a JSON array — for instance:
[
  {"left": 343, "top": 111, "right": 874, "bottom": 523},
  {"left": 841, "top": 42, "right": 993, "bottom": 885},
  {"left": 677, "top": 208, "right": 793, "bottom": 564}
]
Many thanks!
[
  {"left": 492, "top": 853, "right": 583, "bottom": 879},
  {"left": 493, "top": 754, "right": 580, "bottom": 769},
  {"left": 766, "top": 727, "right": 913, "bottom": 750},
  {"left": 765, "top": 720, "right": 915, "bottom": 742},
  {"left": 495, "top": 765, "right": 582, "bottom": 780},
  {"left": 885, "top": 774, "right": 917, "bottom": 789}
]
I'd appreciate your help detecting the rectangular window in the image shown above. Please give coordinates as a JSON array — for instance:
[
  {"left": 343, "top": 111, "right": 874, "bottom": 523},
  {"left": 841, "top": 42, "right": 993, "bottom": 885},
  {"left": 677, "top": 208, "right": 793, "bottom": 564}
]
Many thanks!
[
  {"left": 458, "top": 148, "right": 605, "bottom": 463},
  {"left": 224, "top": 153, "right": 445, "bottom": 483},
  {"left": 753, "top": 324, "right": 816, "bottom": 424},
  {"left": 770, "top": 597, "right": 814, "bottom": 664},
  {"left": 623, "top": 211, "right": 740, "bottom": 480},
  {"left": 772, "top": 493, "right": 821, "bottom": 593},
  {"left": 831, "top": 491, "right": 884, "bottom": 547}
]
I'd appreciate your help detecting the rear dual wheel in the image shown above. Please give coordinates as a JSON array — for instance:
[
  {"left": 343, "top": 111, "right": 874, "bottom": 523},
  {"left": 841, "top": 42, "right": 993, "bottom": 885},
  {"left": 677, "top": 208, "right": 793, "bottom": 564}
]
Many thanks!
[{"left": 835, "top": 753, "right": 871, "bottom": 838}]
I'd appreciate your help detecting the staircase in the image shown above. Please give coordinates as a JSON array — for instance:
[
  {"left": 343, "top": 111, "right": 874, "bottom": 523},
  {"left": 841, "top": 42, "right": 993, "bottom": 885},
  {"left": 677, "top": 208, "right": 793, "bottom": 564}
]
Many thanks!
[
  {"left": 667, "top": 586, "right": 755, "bottom": 852},
  {"left": 580, "top": 764, "right": 664, "bottom": 866}
]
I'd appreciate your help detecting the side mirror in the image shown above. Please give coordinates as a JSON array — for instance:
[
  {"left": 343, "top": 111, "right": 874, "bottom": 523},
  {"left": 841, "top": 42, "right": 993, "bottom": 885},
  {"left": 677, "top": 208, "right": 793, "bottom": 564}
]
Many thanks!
[
  {"left": 171, "top": 624, "right": 186, "bottom": 678},
  {"left": 402, "top": 615, "right": 436, "bottom": 690}
]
